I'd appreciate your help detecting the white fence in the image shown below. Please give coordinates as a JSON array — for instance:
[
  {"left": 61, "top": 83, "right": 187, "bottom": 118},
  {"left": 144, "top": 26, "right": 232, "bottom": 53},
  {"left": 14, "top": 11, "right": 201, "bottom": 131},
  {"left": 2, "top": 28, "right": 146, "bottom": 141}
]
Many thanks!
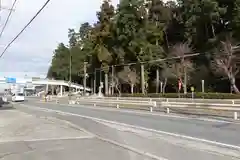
[{"left": 59, "top": 97, "right": 240, "bottom": 120}]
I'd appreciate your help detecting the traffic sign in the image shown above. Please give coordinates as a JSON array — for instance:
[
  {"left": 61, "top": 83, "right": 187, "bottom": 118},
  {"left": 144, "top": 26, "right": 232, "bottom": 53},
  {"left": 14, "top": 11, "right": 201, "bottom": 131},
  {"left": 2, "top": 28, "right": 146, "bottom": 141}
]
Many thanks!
[{"left": 5, "top": 77, "right": 16, "bottom": 83}]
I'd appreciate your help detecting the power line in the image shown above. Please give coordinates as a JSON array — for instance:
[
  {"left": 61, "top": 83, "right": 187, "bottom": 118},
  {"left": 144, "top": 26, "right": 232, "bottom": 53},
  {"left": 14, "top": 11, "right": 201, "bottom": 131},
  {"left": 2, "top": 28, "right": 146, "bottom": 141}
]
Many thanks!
[
  {"left": 0, "top": 0, "right": 17, "bottom": 38},
  {"left": 0, "top": 0, "right": 51, "bottom": 58},
  {"left": 77, "top": 53, "right": 202, "bottom": 76}
]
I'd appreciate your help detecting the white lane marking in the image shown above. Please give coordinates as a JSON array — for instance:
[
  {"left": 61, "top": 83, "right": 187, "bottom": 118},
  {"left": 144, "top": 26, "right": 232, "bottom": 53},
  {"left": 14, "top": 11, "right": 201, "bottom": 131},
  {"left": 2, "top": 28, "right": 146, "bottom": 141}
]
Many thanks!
[
  {"left": 36, "top": 101, "right": 238, "bottom": 124},
  {"left": 19, "top": 104, "right": 168, "bottom": 160},
  {"left": 20, "top": 104, "right": 240, "bottom": 150},
  {"left": 96, "top": 135, "right": 168, "bottom": 160},
  {"left": 0, "top": 136, "right": 94, "bottom": 144}
]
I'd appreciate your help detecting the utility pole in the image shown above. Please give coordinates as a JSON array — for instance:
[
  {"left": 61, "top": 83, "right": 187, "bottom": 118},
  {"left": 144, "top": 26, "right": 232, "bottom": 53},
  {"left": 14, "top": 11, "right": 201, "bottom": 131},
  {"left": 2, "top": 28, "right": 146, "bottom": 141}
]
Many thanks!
[
  {"left": 156, "top": 68, "right": 159, "bottom": 93},
  {"left": 0, "top": 0, "right": 15, "bottom": 11},
  {"left": 83, "top": 61, "right": 87, "bottom": 96},
  {"left": 94, "top": 69, "right": 96, "bottom": 94},
  {"left": 104, "top": 70, "right": 109, "bottom": 95},
  {"left": 141, "top": 63, "right": 145, "bottom": 94},
  {"left": 68, "top": 49, "right": 72, "bottom": 101},
  {"left": 111, "top": 65, "right": 114, "bottom": 95},
  {"left": 0, "top": 0, "right": 16, "bottom": 22}
]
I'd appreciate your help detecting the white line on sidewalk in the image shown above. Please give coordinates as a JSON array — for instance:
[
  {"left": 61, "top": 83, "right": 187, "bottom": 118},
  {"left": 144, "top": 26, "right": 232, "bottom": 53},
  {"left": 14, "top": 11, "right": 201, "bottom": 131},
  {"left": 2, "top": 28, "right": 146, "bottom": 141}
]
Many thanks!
[{"left": 19, "top": 103, "right": 240, "bottom": 151}]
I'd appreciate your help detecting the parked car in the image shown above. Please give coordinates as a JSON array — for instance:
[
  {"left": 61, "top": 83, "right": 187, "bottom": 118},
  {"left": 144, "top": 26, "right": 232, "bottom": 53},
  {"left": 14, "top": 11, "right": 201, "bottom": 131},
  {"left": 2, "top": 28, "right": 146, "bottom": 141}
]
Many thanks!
[{"left": 12, "top": 93, "right": 25, "bottom": 102}]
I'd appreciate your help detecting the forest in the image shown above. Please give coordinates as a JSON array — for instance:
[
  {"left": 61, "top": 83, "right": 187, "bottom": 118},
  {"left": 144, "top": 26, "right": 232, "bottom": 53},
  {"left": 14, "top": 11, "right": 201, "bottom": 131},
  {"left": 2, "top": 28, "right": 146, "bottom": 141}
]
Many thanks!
[{"left": 47, "top": 0, "right": 240, "bottom": 96}]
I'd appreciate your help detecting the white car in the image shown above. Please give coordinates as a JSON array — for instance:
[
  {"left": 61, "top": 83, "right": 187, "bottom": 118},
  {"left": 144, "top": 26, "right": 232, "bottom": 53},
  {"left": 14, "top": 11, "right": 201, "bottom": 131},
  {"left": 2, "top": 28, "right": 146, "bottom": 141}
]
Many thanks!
[{"left": 12, "top": 93, "right": 25, "bottom": 102}]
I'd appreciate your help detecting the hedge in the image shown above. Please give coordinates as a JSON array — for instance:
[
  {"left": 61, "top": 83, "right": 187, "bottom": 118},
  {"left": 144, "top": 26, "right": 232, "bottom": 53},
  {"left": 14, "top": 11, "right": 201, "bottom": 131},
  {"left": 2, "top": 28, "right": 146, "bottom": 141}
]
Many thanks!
[{"left": 110, "top": 92, "right": 240, "bottom": 99}]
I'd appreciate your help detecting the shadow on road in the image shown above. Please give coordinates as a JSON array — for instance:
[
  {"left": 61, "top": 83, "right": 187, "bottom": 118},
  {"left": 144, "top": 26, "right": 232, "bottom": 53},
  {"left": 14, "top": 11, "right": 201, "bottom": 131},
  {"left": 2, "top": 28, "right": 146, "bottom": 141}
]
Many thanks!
[{"left": 0, "top": 103, "right": 16, "bottom": 110}]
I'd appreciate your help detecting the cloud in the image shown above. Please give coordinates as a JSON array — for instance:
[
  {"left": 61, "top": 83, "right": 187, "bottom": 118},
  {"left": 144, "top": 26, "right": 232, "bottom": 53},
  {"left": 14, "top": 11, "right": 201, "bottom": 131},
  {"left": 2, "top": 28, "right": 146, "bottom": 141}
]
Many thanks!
[{"left": 0, "top": 0, "right": 119, "bottom": 78}]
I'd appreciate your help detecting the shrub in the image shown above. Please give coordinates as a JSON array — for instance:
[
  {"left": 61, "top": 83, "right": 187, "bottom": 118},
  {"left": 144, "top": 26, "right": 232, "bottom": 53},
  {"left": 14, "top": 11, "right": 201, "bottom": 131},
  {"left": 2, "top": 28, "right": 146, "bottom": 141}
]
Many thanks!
[{"left": 109, "top": 92, "right": 240, "bottom": 99}]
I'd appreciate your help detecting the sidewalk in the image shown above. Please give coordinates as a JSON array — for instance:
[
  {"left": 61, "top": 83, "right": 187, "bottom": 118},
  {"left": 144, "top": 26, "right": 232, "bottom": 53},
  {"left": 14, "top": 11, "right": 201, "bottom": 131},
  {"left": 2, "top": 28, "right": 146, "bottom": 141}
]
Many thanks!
[{"left": 0, "top": 109, "right": 152, "bottom": 160}]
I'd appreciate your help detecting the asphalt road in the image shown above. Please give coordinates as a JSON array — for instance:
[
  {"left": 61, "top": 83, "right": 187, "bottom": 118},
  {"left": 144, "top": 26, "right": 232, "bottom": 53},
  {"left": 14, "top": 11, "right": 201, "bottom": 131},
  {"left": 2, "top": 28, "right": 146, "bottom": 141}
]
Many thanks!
[
  {"left": 12, "top": 102, "right": 240, "bottom": 160},
  {"left": 0, "top": 107, "right": 152, "bottom": 160},
  {"left": 24, "top": 100, "right": 240, "bottom": 147}
]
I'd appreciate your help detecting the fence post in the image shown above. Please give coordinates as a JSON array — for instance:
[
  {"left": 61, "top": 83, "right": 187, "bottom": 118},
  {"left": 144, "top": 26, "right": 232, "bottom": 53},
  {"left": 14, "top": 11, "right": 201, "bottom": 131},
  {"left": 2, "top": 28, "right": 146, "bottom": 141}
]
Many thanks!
[
  {"left": 153, "top": 101, "right": 157, "bottom": 107},
  {"left": 150, "top": 107, "right": 153, "bottom": 112},
  {"left": 234, "top": 112, "right": 238, "bottom": 120},
  {"left": 166, "top": 108, "right": 170, "bottom": 114}
]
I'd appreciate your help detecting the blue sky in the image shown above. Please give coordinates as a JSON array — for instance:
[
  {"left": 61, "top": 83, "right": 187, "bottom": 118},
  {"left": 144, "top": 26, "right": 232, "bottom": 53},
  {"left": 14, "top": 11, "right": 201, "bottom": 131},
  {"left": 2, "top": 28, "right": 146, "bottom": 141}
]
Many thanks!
[{"left": 0, "top": 0, "right": 119, "bottom": 78}]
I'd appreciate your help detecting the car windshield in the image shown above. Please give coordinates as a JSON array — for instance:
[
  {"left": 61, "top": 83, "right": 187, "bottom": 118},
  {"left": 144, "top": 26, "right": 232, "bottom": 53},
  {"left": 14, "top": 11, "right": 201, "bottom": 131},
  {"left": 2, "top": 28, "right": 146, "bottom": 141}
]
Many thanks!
[{"left": 17, "top": 93, "right": 24, "bottom": 96}]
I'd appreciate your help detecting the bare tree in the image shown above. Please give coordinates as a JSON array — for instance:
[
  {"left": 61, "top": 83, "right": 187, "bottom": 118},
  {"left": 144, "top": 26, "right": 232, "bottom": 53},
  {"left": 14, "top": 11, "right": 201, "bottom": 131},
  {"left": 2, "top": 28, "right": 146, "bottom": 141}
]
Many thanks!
[
  {"left": 164, "top": 43, "right": 194, "bottom": 93},
  {"left": 118, "top": 66, "right": 140, "bottom": 94},
  {"left": 212, "top": 39, "right": 240, "bottom": 93},
  {"left": 109, "top": 74, "right": 121, "bottom": 96},
  {"left": 160, "top": 66, "right": 172, "bottom": 94},
  {"left": 152, "top": 66, "right": 170, "bottom": 94}
]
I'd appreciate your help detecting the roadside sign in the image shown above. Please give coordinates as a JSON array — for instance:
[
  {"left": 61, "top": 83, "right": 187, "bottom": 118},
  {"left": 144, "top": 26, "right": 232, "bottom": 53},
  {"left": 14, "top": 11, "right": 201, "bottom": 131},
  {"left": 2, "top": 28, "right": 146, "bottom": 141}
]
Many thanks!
[
  {"left": 5, "top": 77, "right": 16, "bottom": 83},
  {"left": 191, "top": 86, "right": 194, "bottom": 92},
  {"left": 178, "top": 79, "right": 182, "bottom": 91}
]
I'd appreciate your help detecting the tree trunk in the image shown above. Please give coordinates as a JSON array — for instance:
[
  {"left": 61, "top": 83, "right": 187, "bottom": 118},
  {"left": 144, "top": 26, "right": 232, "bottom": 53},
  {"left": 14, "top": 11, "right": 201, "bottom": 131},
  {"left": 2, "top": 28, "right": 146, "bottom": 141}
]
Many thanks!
[
  {"left": 163, "top": 78, "right": 167, "bottom": 94},
  {"left": 211, "top": 23, "right": 216, "bottom": 38},
  {"left": 164, "top": 29, "right": 169, "bottom": 50},
  {"left": 115, "top": 85, "right": 121, "bottom": 96},
  {"left": 131, "top": 84, "right": 134, "bottom": 94},
  {"left": 232, "top": 84, "right": 239, "bottom": 93},
  {"left": 230, "top": 77, "right": 240, "bottom": 93},
  {"left": 183, "top": 69, "right": 187, "bottom": 94}
]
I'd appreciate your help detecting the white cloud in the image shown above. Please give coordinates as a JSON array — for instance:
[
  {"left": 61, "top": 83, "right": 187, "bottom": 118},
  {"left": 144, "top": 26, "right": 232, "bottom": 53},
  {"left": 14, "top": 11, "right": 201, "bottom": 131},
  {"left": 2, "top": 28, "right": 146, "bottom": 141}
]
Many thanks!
[{"left": 0, "top": 0, "right": 119, "bottom": 79}]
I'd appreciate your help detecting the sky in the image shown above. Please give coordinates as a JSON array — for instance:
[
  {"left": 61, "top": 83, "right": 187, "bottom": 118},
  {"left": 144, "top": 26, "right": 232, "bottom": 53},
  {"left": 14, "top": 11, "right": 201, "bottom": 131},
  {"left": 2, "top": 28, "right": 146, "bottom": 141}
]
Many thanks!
[
  {"left": 0, "top": 0, "right": 171, "bottom": 79},
  {"left": 0, "top": 0, "right": 119, "bottom": 78}
]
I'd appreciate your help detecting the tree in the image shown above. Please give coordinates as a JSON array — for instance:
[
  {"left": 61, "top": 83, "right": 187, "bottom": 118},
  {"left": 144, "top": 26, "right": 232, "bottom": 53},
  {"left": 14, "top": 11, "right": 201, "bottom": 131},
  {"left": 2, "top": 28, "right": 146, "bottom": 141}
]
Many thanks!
[
  {"left": 47, "top": 0, "right": 240, "bottom": 94},
  {"left": 92, "top": 0, "right": 115, "bottom": 95},
  {"left": 212, "top": 38, "right": 240, "bottom": 93},
  {"left": 48, "top": 43, "right": 70, "bottom": 80},
  {"left": 118, "top": 66, "right": 140, "bottom": 94},
  {"left": 68, "top": 29, "right": 78, "bottom": 47},
  {"left": 167, "top": 43, "right": 194, "bottom": 93}
]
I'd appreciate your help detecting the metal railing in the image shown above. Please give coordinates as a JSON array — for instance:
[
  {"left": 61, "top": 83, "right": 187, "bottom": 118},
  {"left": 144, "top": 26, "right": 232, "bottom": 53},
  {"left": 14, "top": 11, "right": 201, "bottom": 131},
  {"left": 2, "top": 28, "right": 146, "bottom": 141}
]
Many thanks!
[{"left": 52, "top": 96, "right": 240, "bottom": 120}]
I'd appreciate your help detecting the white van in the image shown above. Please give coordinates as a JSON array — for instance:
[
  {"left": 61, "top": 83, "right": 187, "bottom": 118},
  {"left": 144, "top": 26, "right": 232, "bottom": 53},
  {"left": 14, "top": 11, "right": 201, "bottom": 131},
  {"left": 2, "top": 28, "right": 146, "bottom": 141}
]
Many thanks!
[{"left": 12, "top": 93, "right": 25, "bottom": 102}]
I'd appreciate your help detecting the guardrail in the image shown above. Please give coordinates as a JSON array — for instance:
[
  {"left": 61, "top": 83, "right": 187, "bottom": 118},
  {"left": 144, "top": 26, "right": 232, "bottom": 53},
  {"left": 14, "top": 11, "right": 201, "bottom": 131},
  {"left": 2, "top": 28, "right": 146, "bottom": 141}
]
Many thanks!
[
  {"left": 83, "top": 96, "right": 240, "bottom": 104},
  {"left": 67, "top": 97, "right": 240, "bottom": 120},
  {"left": 73, "top": 97, "right": 157, "bottom": 112}
]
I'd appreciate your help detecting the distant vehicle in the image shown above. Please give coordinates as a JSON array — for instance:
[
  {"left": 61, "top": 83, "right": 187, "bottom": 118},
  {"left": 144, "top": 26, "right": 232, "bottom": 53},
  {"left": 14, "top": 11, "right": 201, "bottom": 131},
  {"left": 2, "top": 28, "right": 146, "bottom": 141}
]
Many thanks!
[
  {"left": 12, "top": 93, "right": 25, "bottom": 102},
  {"left": 0, "top": 97, "right": 4, "bottom": 107}
]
